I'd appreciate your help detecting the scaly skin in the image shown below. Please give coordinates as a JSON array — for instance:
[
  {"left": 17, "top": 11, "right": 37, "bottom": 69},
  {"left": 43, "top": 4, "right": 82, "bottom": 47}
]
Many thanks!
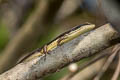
[{"left": 17, "top": 23, "right": 95, "bottom": 64}]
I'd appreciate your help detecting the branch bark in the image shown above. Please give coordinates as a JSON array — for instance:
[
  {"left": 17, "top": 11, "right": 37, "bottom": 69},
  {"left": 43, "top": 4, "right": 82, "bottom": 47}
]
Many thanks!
[{"left": 0, "top": 23, "right": 118, "bottom": 80}]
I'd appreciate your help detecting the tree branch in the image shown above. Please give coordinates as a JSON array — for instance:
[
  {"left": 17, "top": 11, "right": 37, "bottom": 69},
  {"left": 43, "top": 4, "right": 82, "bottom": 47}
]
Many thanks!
[{"left": 0, "top": 23, "right": 118, "bottom": 80}]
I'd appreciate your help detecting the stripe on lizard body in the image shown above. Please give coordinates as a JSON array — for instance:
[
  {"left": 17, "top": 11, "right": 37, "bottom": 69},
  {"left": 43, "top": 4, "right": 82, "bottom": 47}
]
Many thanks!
[{"left": 17, "top": 23, "right": 95, "bottom": 64}]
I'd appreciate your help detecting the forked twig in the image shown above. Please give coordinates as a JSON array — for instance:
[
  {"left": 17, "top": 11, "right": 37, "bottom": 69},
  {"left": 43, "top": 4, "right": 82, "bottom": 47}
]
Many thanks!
[
  {"left": 60, "top": 47, "right": 112, "bottom": 80},
  {"left": 111, "top": 51, "right": 120, "bottom": 80},
  {"left": 94, "top": 44, "right": 120, "bottom": 80}
]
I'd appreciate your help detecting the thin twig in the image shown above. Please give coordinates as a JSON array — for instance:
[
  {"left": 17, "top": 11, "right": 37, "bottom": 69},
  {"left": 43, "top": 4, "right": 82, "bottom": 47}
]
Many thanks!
[
  {"left": 94, "top": 44, "right": 120, "bottom": 80},
  {"left": 111, "top": 51, "right": 120, "bottom": 80},
  {"left": 63, "top": 48, "right": 111, "bottom": 80}
]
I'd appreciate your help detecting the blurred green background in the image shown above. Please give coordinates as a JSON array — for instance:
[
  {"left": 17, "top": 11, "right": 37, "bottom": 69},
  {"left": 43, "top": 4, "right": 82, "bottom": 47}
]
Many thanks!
[{"left": 0, "top": 0, "right": 120, "bottom": 80}]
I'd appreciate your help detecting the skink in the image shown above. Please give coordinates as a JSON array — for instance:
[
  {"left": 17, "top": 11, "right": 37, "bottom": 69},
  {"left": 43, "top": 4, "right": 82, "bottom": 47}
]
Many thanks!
[{"left": 17, "top": 23, "right": 95, "bottom": 64}]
